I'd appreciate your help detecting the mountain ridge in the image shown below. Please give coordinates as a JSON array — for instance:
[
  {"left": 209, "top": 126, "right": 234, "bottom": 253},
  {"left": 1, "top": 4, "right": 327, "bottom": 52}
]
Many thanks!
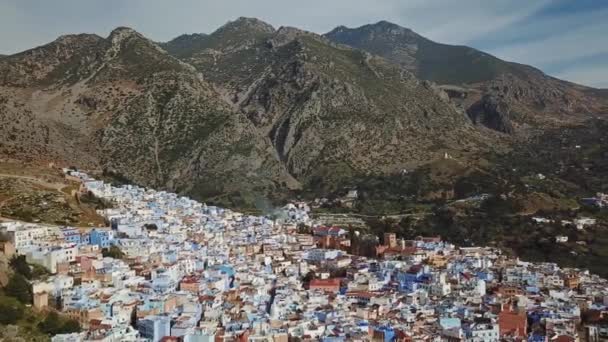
[
  {"left": 0, "top": 19, "right": 606, "bottom": 208},
  {"left": 324, "top": 20, "right": 607, "bottom": 134}
]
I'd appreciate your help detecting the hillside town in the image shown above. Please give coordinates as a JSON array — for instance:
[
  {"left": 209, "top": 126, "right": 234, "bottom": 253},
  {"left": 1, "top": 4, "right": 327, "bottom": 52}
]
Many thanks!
[{"left": 1, "top": 170, "right": 607, "bottom": 342}]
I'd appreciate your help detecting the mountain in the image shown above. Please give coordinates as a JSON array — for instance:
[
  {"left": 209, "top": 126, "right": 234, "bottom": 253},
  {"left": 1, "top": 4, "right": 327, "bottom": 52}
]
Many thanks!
[
  {"left": 2, "top": 18, "right": 608, "bottom": 273},
  {"left": 0, "top": 19, "right": 494, "bottom": 207},
  {"left": 0, "top": 18, "right": 606, "bottom": 208},
  {"left": 325, "top": 21, "right": 607, "bottom": 133},
  {"left": 161, "top": 18, "right": 495, "bottom": 192},
  {"left": 326, "top": 21, "right": 512, "bottom": 85},
  {"left": 0, "top": 26, "right": 295, "bottom": 207}
]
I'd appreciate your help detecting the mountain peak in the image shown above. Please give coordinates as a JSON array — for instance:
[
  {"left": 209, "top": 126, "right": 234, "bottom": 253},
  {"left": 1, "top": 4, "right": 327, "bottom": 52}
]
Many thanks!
[
  {"left": 172, "top": 33, "right": 208, "bottom": 41},
  {"left": 366, "top": 21, "right": 415, "bottom": 36},
  {"left": 53, "top": 33, "right": 104, "bottom": 46},
  {"left": 217, "top": 17, "right": 275, "bottom": 34},
  {"left": 327, "top": 21, "right": 415, "bottom": 36},
  {"left": 270, "top": 26, "right": 327, "bottom": 48},
  {"left": 108, "top": 26, "right": 143, "bottom": 40},
  {"left": 374, "top": 20, "right": 399, "bottom": 27}
]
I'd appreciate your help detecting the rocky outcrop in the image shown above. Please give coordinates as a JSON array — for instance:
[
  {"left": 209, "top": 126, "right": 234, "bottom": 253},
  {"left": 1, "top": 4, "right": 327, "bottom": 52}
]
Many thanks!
[{"left": 467, "top": 95, "right": 515, "bottom": 134}]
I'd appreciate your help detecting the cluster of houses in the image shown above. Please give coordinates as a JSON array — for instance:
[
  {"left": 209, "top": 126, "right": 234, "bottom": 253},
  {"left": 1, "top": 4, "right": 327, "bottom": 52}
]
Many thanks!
[
  {"left": 0, "top": 170, "right": 607, "bottom": 342},
  {"left": 581, "top": 193, "right": 608, "bottom": 208}
]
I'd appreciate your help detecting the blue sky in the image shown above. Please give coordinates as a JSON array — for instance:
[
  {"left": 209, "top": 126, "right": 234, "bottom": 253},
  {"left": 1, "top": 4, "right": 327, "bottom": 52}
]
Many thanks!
[{"left": 1, "top": 0, "right": 606, "bottom": 87}]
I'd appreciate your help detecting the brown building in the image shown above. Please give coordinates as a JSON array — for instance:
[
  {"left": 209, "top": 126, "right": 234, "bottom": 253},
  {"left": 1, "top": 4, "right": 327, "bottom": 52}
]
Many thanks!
[
  {"left": 563, "top": 273, "right": 580, "bottom": 289},
  {"left": 428, "top": 255, "right": 448, "bottom": 268},
  {"left": 64, "top": 307, "right": 104, "bottom": 329},
  {"left": 272, "top": 333, "right": 288, "bottom": 342},
  {"left": 317, "top": 236, "right": 350, "bottom": 251},
  {"left": 33, "top": 292, "right": 49, "bottom": 310},
  {"left": 384, "top": 233, "right": 397, "bottom": 248},
  {"left": 0, "top": 241, "right": 16, "bottom": 258},
  {"left": 309, "top": 278, "right": 341, "bottom": 293},
  {"left": 497, "top": 286, "right": 524, "bottom": 298},
  {"left": 499, "top": 306, "right": 527, "bottom": 339},
  {"left": 179, "top": 275, "right": 201, "bottom": 294}
]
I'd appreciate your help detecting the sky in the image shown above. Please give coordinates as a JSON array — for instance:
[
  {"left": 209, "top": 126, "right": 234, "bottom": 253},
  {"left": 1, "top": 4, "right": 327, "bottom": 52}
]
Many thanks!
[{"left": 1, "top": 0, "right": 606, "bottom": 88}]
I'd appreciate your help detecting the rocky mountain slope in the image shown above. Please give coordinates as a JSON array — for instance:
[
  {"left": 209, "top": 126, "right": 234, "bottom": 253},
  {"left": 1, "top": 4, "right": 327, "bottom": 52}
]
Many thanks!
[
  {"left": 0, "top": 18, "right": 498, "bottom": 206},
  {"left": 325, "top": 21, "right": 607, "bottom": 133},
  {"left": 0, "top": 26, "right": 294, "bottom": 206},
  {"left": 162, "top": 18, "right": 494, "bottom": 192},
  {"left": 0, "top": 18, "right": 605, "bottom": 207}
]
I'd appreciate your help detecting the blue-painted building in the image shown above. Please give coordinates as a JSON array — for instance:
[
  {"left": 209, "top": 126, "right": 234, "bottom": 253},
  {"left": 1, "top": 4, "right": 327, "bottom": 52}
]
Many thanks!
[
  {"left": 528, "top": 333, "right": 547, "bottom": 342},
  {"left": 476, "top": 271, "right": 494, "bottom": 282},
  {"left": 439, "top": 317, "right": 461, "bottom": 330},
  {"left": 396, "top": 265, "right": 426, "bottom": 293},
  {"left": 89, "top": 229, "right": 113, "bottom": 248},
  {"left": 61, "top": 227, "right": 82, "bottom": 244},
  {"left": 322, "top": 337, "right": 345, "bottom": 342},
  {"left": 81, "top": 232, "right": 90, "bottom": 245}
]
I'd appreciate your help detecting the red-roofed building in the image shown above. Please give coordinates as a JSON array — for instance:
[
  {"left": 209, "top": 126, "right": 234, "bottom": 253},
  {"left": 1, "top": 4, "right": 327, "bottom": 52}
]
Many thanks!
[
  {"left": 499, "top": 307, "right": 527, "bottom": 338},
  {"left": 317, "top": 235, "right": 345, "bottom": 250},
  {"left": 394, "top": 329, "right": 413, "bottom": 342},
  {"left": 179, "top": 275, "right": 201, "bottom": 294},
  {"left": 309, "top": 278, "right": 341, "bottom": 293}
]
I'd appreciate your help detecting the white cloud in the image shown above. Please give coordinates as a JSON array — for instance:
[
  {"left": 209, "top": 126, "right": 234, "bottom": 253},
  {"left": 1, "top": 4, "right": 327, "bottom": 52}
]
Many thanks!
[
  {"left": 490, "top": 10, "right": 608, "bottom": 67},
  {"left": 404, "top": 0, "right": 552, "bottom": 45}
]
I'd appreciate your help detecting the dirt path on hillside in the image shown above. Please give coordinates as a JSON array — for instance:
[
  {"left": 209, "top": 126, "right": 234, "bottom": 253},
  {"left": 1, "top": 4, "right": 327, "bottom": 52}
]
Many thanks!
[
  {"left": 0, "top": 173, "right": 105, "bottom": 228},
  {"left": 0, "top": 173, "right": 66, "bottom": 191}
]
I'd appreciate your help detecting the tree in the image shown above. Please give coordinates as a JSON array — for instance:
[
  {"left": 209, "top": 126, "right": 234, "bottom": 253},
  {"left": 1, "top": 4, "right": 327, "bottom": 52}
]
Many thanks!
[
  {"left": 5, "top": 273, "right": 32, "bottom": 304},
  {"left": 0, "top": 296, "right": 24, "bottom": 324},
  {"left": 58, "top": 319, "right": 81, "bottom": 334},
  {"left": 102, "top": 245, "right": 124, "bottom": 259},
  {"left": 31, "top": 264, "right": 51, "bottom": 280},
  {"left": 296, "top": 223, "right": 310, "bottom": 234},
  {"left": 38, "top": 311, "right": 62, "bottom": 335},
  {"left": 38, "top": 311, "right": 81, "bottom": 335},
  {"left": 9, "top": 255, "right": 32, "bottom": 279}
]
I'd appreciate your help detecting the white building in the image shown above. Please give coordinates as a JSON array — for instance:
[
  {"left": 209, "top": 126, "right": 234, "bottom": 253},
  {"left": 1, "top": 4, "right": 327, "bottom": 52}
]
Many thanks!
[
  {"left": 25, "top": 245, "right": 78, "bottom": 273},
  {"left": 466, "top": 322, "right": 499, "bottom": 342}
]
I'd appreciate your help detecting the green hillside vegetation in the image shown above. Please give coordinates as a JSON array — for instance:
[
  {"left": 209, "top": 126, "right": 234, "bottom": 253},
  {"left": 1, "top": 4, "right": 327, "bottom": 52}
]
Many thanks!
[
  {"left": 0, "top": 164, "right": 107, "bottom": 227},
  {"left": 413, "top": 39, "right": 527, "bottom": 85},
  {"left": 0, "top": 255, "right": 79, "bottom": 341},
  {"left": 325, "top": 21, "right": 530, "bottom": 85}
]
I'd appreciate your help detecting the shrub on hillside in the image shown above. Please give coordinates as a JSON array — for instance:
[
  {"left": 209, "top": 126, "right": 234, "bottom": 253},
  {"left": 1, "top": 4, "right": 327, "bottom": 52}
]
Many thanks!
[{"left": 0, "top": 296, "right": 25, "bottom": 324}]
